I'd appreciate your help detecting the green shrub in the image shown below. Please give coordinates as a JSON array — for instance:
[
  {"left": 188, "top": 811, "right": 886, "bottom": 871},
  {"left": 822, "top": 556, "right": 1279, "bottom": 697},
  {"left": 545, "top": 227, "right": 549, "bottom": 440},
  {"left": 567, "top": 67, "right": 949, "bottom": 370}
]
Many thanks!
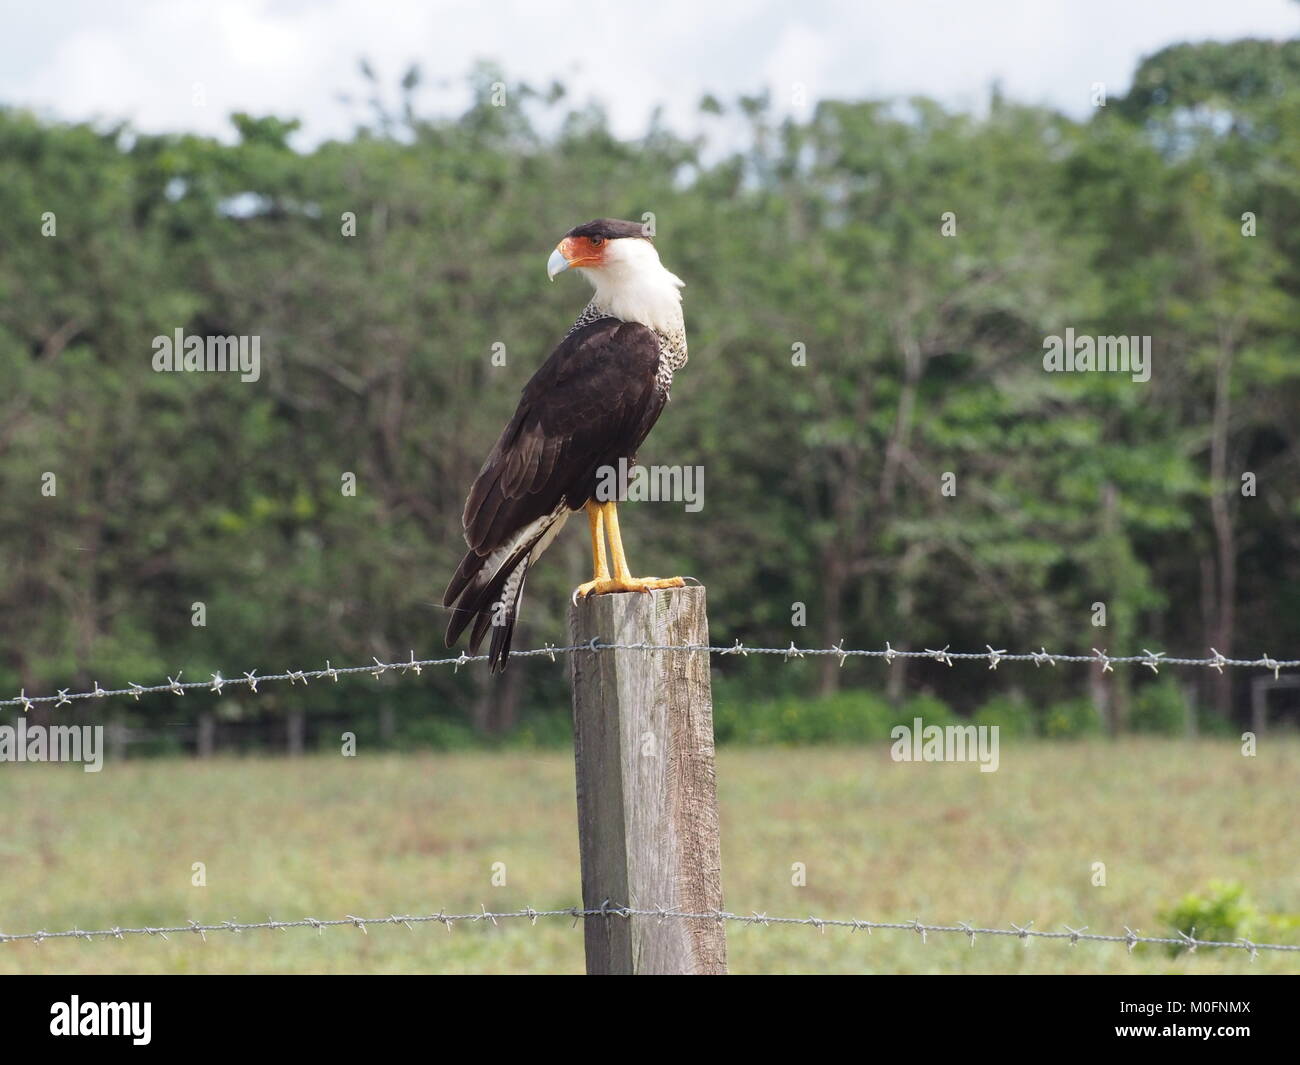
[
  {"left": 1131, "top": 678, "right": 1190, "bottom": 734},
  {"left": 1041, "top": 697, "right": 1102, "bottom": 738},
  {"left": 503, "top": 708, "right": 573, "bottom": 747},
  {"left": 1158, "top": 880, "right": 1261, "bottom": 956},
  {"left": 899, "top": 693, "right": 961, "bottom": 730},
  {"left": 1191, "top": 705, "right": 1240, "bottom": 738},
  {"left": 972, "top": 694, "right": 1038, "bottom": 738},
  {"left": 1264, "top": 912, "right": 1300, "bottom": 939},
  {"left": 713, "top": 686, "right": 958, "bottom": 745},
  {"left": 394, "top": 716, "right": 482, "bottom": 750}
]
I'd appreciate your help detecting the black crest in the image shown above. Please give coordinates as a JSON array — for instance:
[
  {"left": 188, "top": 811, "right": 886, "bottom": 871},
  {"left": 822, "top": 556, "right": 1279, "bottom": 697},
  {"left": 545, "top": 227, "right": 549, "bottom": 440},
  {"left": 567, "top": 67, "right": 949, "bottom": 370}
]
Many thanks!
[{"left": 564, "top": 218, "right": 651, "bottom": 241}]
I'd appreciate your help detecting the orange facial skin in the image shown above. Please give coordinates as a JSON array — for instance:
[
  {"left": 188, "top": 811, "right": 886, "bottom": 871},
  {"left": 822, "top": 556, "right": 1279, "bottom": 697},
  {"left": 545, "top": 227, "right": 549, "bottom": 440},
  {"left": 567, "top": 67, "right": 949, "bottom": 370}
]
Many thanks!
[{"left": 557, "top": 235, "right": 608, "bottom": 269}]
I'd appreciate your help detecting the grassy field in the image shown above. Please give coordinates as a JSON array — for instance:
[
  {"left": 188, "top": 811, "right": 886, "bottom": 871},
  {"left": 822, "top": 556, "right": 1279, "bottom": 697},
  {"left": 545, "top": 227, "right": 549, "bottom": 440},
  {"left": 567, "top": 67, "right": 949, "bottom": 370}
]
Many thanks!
[{"left": 0, "top": 739, "right": 1296, "bottom": 974}]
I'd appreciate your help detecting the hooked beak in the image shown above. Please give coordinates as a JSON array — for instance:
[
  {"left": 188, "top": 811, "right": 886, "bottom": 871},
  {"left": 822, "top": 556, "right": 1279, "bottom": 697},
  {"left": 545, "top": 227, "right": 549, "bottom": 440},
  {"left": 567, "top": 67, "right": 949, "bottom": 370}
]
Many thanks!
[{"left": 547, "top": 246, "right": 571, "bottom": 281}]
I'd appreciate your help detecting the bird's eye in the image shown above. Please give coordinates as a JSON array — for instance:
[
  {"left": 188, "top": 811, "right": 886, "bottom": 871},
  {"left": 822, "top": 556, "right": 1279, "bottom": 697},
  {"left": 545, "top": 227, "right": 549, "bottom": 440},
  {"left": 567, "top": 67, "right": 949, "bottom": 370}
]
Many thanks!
[{"left": 590, "top": 237, "right": 604, "bottom": 246}]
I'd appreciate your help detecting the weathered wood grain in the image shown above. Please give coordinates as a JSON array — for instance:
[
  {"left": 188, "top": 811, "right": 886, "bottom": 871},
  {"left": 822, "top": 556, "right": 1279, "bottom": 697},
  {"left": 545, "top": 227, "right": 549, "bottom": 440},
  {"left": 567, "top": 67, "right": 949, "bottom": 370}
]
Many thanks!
[{"left": 569, "top": 586, "right": 726, "bottom": 975}]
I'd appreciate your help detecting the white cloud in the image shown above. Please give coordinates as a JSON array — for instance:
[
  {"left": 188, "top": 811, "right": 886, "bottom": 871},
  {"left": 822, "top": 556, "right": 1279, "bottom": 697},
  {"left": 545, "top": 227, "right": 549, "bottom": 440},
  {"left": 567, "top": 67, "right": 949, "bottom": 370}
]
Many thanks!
[{"left": 2, "top": 0, "right": 1297, "bottom": 144}]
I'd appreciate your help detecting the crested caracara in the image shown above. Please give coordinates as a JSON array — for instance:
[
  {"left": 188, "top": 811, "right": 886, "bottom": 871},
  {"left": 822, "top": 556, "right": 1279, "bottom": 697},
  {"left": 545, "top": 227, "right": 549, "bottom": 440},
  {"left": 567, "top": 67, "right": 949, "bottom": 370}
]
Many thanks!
[{"left": 444, "top": 218, "right": 689, "bottom": 671}]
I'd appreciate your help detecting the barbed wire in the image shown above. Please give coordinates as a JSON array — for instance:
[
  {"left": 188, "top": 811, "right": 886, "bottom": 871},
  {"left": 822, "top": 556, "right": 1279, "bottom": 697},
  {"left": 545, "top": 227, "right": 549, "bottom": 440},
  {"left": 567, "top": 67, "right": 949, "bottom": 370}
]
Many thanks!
[
  {"left": 2, "top": 640, "right": 1296, "bottom": 711},
  {"left": 0, "top": 904, "right": 1293, "bottom": 958}
]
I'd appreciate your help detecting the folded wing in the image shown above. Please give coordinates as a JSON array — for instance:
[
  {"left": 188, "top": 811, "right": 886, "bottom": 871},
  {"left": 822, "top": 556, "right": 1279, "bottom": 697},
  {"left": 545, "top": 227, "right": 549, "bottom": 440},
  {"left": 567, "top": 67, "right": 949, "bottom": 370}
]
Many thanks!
[{"left": 443, "top": 317, "right": 666, "bottom": 669}]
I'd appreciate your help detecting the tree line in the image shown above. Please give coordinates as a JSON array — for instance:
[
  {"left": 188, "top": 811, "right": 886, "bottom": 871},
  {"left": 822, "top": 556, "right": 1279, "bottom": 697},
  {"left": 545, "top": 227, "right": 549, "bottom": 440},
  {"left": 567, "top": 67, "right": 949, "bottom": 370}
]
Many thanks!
[{"left": 1, "top": 41, "right": 1297, "bottom": 744}]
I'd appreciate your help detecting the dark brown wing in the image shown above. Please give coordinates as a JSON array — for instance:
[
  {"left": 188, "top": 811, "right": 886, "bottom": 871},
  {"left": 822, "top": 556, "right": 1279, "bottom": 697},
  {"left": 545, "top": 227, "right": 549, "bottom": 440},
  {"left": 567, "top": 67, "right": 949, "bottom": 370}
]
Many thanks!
[{"left": 443, "top": 317, "right": 666, "bottom": 657}]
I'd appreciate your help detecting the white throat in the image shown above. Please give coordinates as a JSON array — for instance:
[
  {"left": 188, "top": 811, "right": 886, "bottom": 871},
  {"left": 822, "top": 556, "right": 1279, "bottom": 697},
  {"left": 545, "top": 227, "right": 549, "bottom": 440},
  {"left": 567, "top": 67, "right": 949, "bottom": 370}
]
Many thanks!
[{"left": 580, "top": 239, "right": 685, "bottom": 335}]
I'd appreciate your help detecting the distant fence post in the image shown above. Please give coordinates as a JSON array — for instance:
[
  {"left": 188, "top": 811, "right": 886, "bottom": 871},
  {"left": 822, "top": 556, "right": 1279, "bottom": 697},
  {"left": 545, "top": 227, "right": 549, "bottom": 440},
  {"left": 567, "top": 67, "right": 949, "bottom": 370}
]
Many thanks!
[
  {"left": 287, "top": 709, "right": 305, "bottom": 756},
  {"left": 569, "top": 585, "right": 726, "bottom": 975},
  {"left": 197, "top": 713, "right": 215, "bottom": 758},
  {"left": 108, "top": 719, "right": 128, "bottom": 762}
]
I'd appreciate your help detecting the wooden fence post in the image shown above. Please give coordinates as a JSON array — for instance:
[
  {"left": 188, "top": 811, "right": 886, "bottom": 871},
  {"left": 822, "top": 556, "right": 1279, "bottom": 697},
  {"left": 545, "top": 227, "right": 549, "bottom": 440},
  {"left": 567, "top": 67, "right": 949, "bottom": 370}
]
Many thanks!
[{"left": 569, "top": 585, "right": 726, "bottom": 975}]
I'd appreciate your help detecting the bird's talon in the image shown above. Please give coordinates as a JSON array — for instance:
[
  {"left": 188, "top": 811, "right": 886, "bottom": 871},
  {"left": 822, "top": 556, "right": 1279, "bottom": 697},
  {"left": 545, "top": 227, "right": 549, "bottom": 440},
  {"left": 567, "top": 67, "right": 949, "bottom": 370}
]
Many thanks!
[{"left": 572, "top": 576, "right": 687, "bottom": 598}]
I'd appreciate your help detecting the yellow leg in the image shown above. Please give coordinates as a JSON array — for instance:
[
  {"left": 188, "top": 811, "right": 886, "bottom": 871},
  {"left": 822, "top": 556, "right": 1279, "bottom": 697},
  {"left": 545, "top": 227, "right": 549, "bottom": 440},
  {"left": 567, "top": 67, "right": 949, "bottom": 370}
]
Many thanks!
[
  {"left": 588, "top": 501, "right": 609, "bottom": 580},
  {"left": 604, "top": 500, "right": 633, "bottom": 580},
  {"left": 572, "top": 502, "right": 611, "bottom": 599},
  {"left": 574, "top": 501, "right": 686, "bottom": 598}
]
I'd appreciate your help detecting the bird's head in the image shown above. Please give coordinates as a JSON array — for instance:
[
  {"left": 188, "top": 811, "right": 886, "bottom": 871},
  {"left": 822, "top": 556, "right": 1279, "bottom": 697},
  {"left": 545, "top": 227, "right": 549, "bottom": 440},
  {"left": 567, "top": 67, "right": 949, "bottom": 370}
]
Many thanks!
[
  {"left": 547, "top": 218, "right": 654, "bottom": 279},
  {"left": 547, "top": 218, "right": 685, "bottom": 332}
]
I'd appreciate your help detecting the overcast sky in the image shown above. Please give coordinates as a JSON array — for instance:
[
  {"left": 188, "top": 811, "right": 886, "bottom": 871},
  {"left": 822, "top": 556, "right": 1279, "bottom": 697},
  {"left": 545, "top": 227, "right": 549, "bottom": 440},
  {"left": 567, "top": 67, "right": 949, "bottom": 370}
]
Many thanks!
[{"left": 4, "top": 0, "right": 1298, "bottom": 145}]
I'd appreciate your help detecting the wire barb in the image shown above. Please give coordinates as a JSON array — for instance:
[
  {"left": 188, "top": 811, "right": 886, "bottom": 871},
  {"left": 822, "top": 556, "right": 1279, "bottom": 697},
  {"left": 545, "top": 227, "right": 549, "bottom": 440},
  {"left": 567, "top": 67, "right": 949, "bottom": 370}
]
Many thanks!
[
  {"left": 926, "top": 645, "right": 954, "bottom": 667},
  {"left": 1141, "top": 650, "right": 1164, "bottom": 674}
]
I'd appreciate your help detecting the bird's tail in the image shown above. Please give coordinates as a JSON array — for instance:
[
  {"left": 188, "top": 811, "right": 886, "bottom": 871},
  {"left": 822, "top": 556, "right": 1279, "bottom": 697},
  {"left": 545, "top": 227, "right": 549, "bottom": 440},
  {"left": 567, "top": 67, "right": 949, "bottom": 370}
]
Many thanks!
[{"left": 443, "top": 546, "right": 531, "bottom": 673}]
